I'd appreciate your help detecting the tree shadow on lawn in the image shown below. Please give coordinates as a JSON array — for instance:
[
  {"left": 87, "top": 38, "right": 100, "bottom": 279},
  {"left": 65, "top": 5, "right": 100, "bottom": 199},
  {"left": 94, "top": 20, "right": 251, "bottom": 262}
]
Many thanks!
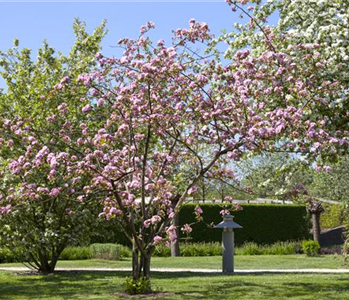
[
  {"left": 153, "top": 272, "right": 349, "bottom": 300},
  {"left": 1, "top": 271, "right": 349, "bottom": 299}
]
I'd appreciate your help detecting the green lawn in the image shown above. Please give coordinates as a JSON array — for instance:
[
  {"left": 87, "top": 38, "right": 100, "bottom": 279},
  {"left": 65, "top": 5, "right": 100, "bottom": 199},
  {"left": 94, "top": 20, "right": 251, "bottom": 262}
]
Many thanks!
[
  {"left": 1, "top": 270, "right": 349, "bottom": 299},
  {"left": 1, "top": 256, "right": 348, "bottom": 300},
  {"left": 1, "top": 254, "right": 346, "bottom": 270}
]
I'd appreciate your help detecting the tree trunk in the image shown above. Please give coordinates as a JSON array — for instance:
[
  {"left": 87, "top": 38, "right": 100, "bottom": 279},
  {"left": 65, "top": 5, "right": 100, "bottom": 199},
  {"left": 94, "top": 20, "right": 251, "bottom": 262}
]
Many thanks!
[
  {"left": 131, "top": 245, "right": 154, "bottom": 280},
  {"left": 202, "top": 179, "right": 206, "bottom": 203},
  {"left": 48, "top": 254, "right": 59, "bottom": 273},
  {"left": 171, "top": 213, "right": 181, "bottom": 257},
  {"left": 38, "top": 252, "right": 53, "bottom": 273},
  {"left": 141, "top": 253, "right": 151, "bottom": 279},
  {"left": 132, "top": 244, "right": 139, "bottom": 280},
  {"left": 306, "top": 201, "right": 324, "bottom": 246},
  {"left": 312, "top": 212, "right": 321, "bottom": 244}
]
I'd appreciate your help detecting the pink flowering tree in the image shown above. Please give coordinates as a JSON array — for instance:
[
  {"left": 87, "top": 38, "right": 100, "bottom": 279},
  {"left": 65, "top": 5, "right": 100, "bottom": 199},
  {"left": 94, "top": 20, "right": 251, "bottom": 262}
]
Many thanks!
[
  {"left": 1, "top": 15, "right": 348, "bottom": 284},
  {"left": 0, "top": 21, "right": 107, "bottom": 273}
]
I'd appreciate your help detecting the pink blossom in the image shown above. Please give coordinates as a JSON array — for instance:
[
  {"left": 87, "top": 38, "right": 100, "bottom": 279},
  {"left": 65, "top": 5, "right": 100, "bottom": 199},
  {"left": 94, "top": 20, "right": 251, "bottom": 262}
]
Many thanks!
[
  {"left": 0, "top": 204, "right": 11, "bottom": 214},
  {"left": 188, "top": 186, "right": 198, "bottom": 195},
  {"left": 153, "top": 236, "right": 163, "bottom": 244},
  {"left": 97, "top": 98, "right": 105, "bottom": 106},
  {"left": 143, "top": 219, "right": 152, "bottom": 228},
  {"left": 181, "top": 223, "right": 193, "bottom": 234},
  {"left": 315, "top": 166, "right": 322, "bottom": 172},
  {"left": 151, "top": 215, "right": 161, "bottom": 225},
  {"left": 82, "top": 104, "right": 92, "bottom": 113},
  {"left": 220, "top": 209, "right": 230, "bottom": 216},
  {"left": 194, "top": 205, "right": 203, "bottom": 215},
  {"left": 49, "top": 188, "right": 62, "bottom": 198},
  {"left": 166, "top": 225, "right": 177, "bottom": 242},
  {"left": 323, "top": 165, "right": 332, "bottom": 172},
  {"left": 224, "top": 196, "right": 233, "bottom": 202}
]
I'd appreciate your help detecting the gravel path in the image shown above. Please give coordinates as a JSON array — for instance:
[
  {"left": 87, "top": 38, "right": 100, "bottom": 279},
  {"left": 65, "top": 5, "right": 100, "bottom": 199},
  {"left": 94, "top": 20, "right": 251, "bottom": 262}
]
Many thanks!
[{"left": 1, "top": 267, "right": 349, "bottom": 274}]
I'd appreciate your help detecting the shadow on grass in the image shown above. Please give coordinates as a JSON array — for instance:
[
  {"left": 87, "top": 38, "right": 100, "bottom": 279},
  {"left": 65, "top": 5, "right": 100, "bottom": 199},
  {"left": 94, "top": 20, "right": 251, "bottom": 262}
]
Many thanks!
[{"left": 1, "top": 271, "right": 349, "bottom": 299}]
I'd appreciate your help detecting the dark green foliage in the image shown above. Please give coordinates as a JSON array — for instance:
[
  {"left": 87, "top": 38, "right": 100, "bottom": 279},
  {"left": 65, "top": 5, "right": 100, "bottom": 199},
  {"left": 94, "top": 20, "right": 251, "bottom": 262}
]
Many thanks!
[
  {"left": 89, "top": 217, "right": 131, "bottom": 246},
  {"left": 89, "top": 203, "right": 310, "bottom": 246},
  {"left": 124, "top": 276, "right": 152, "bottom": 295},
  {"left": 302, "top": 240, "right": 320, "bottom": 256},
  {"left": 178, "top": 204, "right": 311, "bottom": 245}
]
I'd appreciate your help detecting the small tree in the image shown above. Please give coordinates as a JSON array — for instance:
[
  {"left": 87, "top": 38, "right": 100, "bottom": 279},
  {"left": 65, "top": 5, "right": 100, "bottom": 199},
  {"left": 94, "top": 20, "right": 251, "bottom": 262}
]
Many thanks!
[{"left": 0, "top": 20, "right": 107, "bottom": 273}]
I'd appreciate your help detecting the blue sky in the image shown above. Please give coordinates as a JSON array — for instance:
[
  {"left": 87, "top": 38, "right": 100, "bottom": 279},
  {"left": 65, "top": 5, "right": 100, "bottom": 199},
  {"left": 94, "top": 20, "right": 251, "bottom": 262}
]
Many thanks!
[{"left": 0, "top": 0, "right": 277, "bottom": 58}]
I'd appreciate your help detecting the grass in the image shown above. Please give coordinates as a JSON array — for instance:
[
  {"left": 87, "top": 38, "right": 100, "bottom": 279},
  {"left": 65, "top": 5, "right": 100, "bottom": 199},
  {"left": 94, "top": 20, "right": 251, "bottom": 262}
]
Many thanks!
[
  {"left": 1, "top": 255, "right": 348, "bottom": 299},
  {"left": 1, "top": 270, "right": 349, "bottom": 299},
  {"left": 1, "top": 255, "right": 346, "bottom": 270}
]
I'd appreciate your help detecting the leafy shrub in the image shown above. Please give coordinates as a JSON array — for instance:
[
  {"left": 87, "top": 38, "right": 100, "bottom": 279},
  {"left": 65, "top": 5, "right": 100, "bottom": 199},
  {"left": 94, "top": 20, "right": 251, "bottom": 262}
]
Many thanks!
[
  {"left": 60, "top": 246, "right": 93, "bottom": 260},
  {"left": 302, "top": 240, "right": 320, "bottom": 256},
  {"left": 235, "top": 242, "right": 261, "bottom": 255},
  {"left": 154, "top": 242, "right": 221, "bottom": 257},
  {"left": 91, "top": 243, "right": 131, "bottom": 260},
  {"left": 180, "top": 242, "right": 221, "bottom": 257},
  {"left": 124, "top": 276, "right": 151, "bottom": 295},
  {"left": 153, "top": 243, "right": 171, "bottom": 257},
  {"left": 261, "top": 241, "right": 301, "bottom": 255},
  {"left": 154, "top": 241, "right": 301, "bottom": 257},
  {"left": 0, "top": 247, "right": 18, "bottom": 263},
  {"left": 235, "top": 241, "right": 301, "bottom": 255}
]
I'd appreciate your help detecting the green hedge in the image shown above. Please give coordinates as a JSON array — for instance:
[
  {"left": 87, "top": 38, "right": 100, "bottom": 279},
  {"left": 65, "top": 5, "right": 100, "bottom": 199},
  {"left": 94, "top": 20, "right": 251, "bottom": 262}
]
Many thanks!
[
  {"left": 89, "top": 203, "right": 311, "bottom": 246},
  {"left": 179, "top": 204, "right": 311, "bottom": 245}
]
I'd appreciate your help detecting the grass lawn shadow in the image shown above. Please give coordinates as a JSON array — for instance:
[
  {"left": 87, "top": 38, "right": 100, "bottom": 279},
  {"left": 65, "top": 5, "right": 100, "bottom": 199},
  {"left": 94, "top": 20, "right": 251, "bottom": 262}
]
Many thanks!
[{"left": 1, "top": 270, "right": 349, "bottom": 299}]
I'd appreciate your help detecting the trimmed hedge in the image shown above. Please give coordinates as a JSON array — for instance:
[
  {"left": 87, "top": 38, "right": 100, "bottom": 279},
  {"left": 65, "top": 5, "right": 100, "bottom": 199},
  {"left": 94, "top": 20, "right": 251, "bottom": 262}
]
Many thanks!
[
  {"left": 89, "top": 203, "right": 311, "bottom": 246},
  {"left": 179, "top": 204, "right": 311, "bottom": 245}
]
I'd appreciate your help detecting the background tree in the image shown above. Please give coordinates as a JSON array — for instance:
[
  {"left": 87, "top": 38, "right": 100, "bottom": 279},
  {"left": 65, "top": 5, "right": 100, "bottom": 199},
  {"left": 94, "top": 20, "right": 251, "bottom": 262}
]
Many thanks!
[
  {"left": 311, "top": 157, "right": 349, "bottom": 203},
  {"left": 218, "top": 0, "right": 349, "bottom": 243}
]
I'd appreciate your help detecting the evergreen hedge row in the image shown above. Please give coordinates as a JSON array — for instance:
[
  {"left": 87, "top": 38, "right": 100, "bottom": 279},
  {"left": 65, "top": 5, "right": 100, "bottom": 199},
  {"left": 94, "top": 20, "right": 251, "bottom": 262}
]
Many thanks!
[
  {"left": 90, "top": 203, "right": 311, "bottom": 246},
  {"left": 178, "top": 203, "right": 311, "bottom": 245}
]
